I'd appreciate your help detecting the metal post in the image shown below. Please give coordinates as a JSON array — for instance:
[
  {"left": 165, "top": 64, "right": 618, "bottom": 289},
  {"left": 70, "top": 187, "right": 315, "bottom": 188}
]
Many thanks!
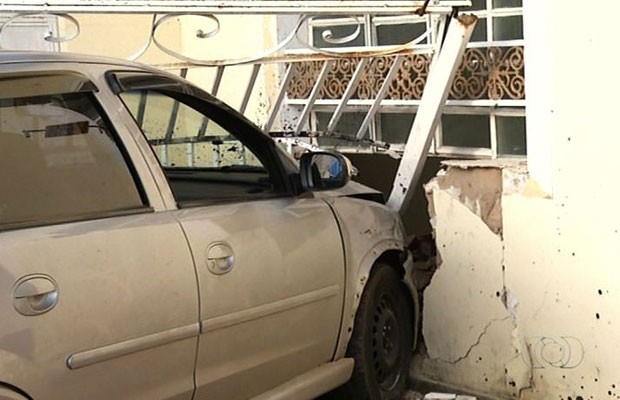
[
  {"left": 263, "top": 63, "right": 294, "bottom": 133},
  {"left": 356, "top": 56, "right": 404, "bottom": 140},
  {"left": 198, "top": 66, "right": 225, "bottom": 138},
  {"left": 327, "top": 58, "right": 369, "bottom": 134},
  {"left": 295, "top": 60, "right": 333, "bottom": 136},
  {"left": 239, "top": 64, "right": 261, "bottom": 115},
  {"left": 387, "top": 15, "right": 477, "bottom": 214}
]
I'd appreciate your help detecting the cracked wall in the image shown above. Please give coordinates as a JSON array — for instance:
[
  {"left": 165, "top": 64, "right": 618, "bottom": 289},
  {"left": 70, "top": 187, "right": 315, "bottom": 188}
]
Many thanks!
[
  {"left": 411, "top": 2, "right": 620, "bottom": 399},
  {"left": 413, "top": 159, "right": 620, "bottom": 400},
  {"left": 413, "top": 161, "right": 530, "bottom": 399}
]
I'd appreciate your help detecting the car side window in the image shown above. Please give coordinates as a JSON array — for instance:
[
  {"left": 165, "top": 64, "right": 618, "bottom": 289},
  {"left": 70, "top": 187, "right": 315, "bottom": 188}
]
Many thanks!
[
  {"left": 0, "top": 74, "right": 146, "bottom": 230},
  {"left": 116, "top": 80, "right": 287, "bottom": 205}
]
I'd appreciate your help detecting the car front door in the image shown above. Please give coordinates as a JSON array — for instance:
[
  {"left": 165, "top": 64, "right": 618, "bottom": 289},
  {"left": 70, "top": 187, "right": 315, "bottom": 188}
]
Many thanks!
[
  {"left": 112, "top": 72, "right": 346, "bottom": 400},
  {"left": 0, "top": 70, "right": 199, "bottom": 400}
]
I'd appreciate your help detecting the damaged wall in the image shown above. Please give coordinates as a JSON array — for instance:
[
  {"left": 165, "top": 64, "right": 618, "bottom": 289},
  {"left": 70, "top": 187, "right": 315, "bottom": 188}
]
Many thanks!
[
  {"left": 416, "top": 159, "right": 620, "bottom": 400},
  {"left": 415, "top": 161, "right": 536, "bottom": 399},
  {"left": 413, "top": 2, "right": 620, "bottom": 397}
]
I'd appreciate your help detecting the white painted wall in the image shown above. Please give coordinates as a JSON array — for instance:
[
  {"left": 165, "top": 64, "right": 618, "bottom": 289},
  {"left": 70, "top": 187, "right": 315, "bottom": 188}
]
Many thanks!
[{"left": 418, "top": 1, "right": 620, "bottom": 399}]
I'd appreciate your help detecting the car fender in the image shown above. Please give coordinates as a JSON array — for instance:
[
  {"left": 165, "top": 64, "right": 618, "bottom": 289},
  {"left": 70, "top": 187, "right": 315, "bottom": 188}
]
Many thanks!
[{"left": 324, "top": 196, "right": 419, "bottom": 360}]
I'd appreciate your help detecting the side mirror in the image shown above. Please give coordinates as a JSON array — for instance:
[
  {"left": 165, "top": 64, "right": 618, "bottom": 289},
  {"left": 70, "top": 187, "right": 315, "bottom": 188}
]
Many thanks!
[{"left": 299, "top": 151, "right": 353, "bottom": 191}]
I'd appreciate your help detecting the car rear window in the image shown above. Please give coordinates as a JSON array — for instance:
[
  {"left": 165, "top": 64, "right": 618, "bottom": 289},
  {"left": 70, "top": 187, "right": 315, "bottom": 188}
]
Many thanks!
[{"left": 0, "top": 73, "right": 146, "bottom": 229}]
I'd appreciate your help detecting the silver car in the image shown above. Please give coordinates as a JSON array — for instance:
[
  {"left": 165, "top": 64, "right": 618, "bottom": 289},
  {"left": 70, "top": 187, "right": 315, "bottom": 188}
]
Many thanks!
[{"left": 0, "top": 52, "right": 418, "bottom": 400}]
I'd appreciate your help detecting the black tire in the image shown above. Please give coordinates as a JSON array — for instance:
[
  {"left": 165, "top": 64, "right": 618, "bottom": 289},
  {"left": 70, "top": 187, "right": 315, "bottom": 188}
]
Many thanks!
[{"left": 344, "top": 263, "right": 413, "bottom": 400}]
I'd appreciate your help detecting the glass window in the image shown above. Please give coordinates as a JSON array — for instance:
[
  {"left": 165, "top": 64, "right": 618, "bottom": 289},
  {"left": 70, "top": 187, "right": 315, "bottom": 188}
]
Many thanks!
[
  {"left": 314, "top": 112, "right": 369, "bottom": 146},
  {"left": 120, "top": 89, "right": 278, "bottom": 203},
  {"left": 376, "top": 22, "right": 428, "bottom": 46},
  {"left": 470, "top": 17, "right": 488, "bottom": 42},
  {"left": 0, "top": 88, "right": 144, "bottom": 228},
  {"left": 441, "top": 114, "right": 491, "bottom": 148},
  {"left": 496, "top": 116, "right": 526, "bottom": 155},
  {"left": 380, "top": 113, "right": 415, "bottom": 144},
  {"left": 493, "top": 0, "right": 522, "bottom": 8},
  {"left": 312, "top": 24, "right": 366, "bottom": 48},
  {"left": 469, "top": 0, "right": 487, "bottom": 10},
  {"left": 304, "top": 0, "right": 526, "bottom": 158},
  {"left": 493, "top": 15, "right": 523, "bottom": 41}
]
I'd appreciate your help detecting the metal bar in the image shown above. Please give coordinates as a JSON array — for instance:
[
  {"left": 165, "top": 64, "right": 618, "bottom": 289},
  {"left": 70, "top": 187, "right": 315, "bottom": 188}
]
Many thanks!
[
  {"left": 0, "top": 1, "right": 472, "bottom": 15},
  {"left": 327, "top": 58, "right": 369, "bottom": 134},
  {"left": 263, "top": 63, "right": 294, "bottom": 133},
  {"left": 355, "top": 56, "right": 404, "bottom": 140},
  {"left": 135, "top": 91, "right": 148, "bottom": 128},
  {"left": 386, "top": 15, "right": 478, "bottom": 214},
  {"left": 210, "top": 66, "right": 225, "bottom": 96},
  {"left": 295, "top": 60, "right": 333, "bottom": 136},
  {"left": 158, "top": 46, "right": 432, "bottom": 69},
  {"left": 197, "top": 65, "right": 225, "bottom": 138},
  {"left": 239, "top": 64, "right": 261, "bottom": 115},
  {"left": 164, "top": 68, "right": 188, "bottom": 142}
]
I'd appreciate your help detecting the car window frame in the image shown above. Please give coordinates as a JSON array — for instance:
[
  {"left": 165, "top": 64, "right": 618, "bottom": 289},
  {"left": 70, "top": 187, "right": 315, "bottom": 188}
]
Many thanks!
[
  {"left": 107, "top": 70, "right": 296, "bottom": 208},
  {"left": 0, "top": 71, "right": 153, "bottom": 233}
]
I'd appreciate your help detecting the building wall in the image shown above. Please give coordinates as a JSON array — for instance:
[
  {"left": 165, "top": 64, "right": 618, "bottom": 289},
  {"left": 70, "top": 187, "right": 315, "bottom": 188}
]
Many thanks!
[{"left": 415, "top": 1, "right": 620, "bottom": 399}]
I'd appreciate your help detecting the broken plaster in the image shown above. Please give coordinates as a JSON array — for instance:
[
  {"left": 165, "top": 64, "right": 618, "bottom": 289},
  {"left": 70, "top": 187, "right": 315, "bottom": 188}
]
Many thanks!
[
  {"left": 427, "top": 165, "right": 504, "bottom": 236},
  {"left": 416, "top": 164, "right": 536, "bottom": 399}
]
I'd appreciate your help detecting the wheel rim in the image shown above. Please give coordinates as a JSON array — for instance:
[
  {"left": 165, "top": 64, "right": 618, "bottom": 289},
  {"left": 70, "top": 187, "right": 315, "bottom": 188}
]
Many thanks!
[{"left": 371, "top": 293, "right": 402, "bottom": 391}]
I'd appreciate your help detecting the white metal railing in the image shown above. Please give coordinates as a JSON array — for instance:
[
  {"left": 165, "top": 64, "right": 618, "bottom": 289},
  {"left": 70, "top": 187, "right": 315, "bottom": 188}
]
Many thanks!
[
  {"left": 0, "top": 1, "right": 472, "bottom": 15},
  {"left": 0, "top": 0, "right": 475, "bottom": 214}
]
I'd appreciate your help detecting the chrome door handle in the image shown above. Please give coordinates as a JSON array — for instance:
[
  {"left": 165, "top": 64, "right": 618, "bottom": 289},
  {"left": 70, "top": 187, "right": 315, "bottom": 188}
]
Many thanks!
[
  {"left": 13, "top": 274, "right": 59, "bottom": 316},
  {"left": 206, "top": 242, "right": 235, "bottom": 275}
]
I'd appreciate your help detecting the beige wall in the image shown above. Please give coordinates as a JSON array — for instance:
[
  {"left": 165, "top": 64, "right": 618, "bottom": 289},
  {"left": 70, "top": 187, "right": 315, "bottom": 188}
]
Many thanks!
[
  {"left": 58, "top": 14, "right": 280, "bottom": 166},
  {"left": 59, "top": 14, "right": 279, "bottom": 127},
  {"left": 59, "top": 14, "right": 181, "bottom": 64},
  {"left": 415, "top": 1, "right": 620, "bottom": 399}
]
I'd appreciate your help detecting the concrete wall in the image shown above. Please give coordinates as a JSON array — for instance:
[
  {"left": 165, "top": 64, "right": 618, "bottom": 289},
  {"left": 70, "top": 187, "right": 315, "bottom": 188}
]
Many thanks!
[{"left": 414, "top": 1, "right": 620, "bottom": 399}]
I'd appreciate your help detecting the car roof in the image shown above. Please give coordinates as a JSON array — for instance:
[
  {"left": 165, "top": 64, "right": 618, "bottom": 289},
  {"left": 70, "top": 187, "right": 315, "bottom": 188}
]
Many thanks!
[{"left": 0, "top": 51, "right": 155, "bottom": 70}]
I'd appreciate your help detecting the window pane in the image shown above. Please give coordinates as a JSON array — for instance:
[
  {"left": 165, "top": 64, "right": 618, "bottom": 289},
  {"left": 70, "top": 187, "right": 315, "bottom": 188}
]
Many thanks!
[
  {"left": 380, "top": 113, "right": 415, "bottom": 144},
  {"left": 470, "top": 17, "right": 487, "bottom": 42},
  {"left": 493, "top": 15, "right": 523, "bottom": 41},
  {"left": 469, "top": 0, "right": 486, "bottom": 10},
  {"left": 0, "top": 91, "right": 144, "bottom": 227},
  {"left": 493, "top": 0, "right": 522, "bottom": 8},
  {"left": 315, "top": 112, "right": 370, "bottom": 146},
  {"left": 120, "top": 91, "right": 263, "bottom": 169},
  {"left": 441, "top": 114, "right": 491, "bottom": 148},
  {"left": 312, "top": 24, "right": 366, "bottom": 48},
  {"left": 120, "top": 89, "right": 275, "bottom": 203},
  {"left": 376, "top": 22, "right": 427, "bottom": 46},
  {"left": 496, "top": 116, "right": 526, "bottom": 155}
]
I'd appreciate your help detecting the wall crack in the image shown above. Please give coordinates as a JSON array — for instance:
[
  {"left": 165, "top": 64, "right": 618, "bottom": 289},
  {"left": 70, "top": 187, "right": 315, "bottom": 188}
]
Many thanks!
[{"left": 429, "top": 316, "right": 512, "bottom": 365}]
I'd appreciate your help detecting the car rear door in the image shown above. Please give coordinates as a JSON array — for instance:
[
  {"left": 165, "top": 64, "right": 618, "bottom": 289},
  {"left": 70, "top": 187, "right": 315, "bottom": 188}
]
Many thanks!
[
  {"left": 111, "top": 72, "right": 346, "bottom": 400},
  {"left": 0, "top": 69, "right": 199, "bottom": 400}
]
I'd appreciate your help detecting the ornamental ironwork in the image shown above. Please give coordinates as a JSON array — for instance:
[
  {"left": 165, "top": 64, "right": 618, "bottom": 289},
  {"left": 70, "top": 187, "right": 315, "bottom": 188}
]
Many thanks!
[{"left": 287, "top": 46, "right": 525, "bottom": 101}]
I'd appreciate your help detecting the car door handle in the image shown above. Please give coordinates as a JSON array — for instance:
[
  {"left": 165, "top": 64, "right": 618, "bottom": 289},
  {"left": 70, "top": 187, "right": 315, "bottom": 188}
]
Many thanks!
[
  {"left": 12, "top": 274, "right": 59, "bottom": 316},
  {"left": 206, "top": 242, "right": 235, "bottom": 275}
]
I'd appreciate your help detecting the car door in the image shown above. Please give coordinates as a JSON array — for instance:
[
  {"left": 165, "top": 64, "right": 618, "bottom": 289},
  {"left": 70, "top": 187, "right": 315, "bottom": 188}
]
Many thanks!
[
  {"left": 0, "top": 70, "right": 199, "bottom": 400},
  {"left": 111, "top": 72, "right": 346, "bottom": 400}
]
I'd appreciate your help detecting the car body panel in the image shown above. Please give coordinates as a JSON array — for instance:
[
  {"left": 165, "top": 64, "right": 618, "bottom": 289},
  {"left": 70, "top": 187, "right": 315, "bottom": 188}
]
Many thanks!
[
  {"left": 176, "top": 198, "right": 345, "bottom": 400},
  {"left": 0, "top": 213, "right": 199, "bottom": 400},
  {"left": 324, "top": 197, "right": 418, "bottom": 360},
  {"left": 0, "top": 52, "right": 416, "bottom": 400}
]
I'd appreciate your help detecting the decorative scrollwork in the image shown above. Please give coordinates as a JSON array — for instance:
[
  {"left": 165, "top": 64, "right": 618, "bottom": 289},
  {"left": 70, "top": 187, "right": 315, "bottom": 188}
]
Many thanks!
[
  {"left": 315, "top": 16, "right": 363, "bottom": 45},
  {"left": 0, "top": 13, "right": 80, "bottom": 48},
  {"left": 0, "top": 11, "right": 432, "bottom": 67},
  {"left": 287, "top": 46, "right": 525, "bottom": 101},
  {"left": 451, "top": 46, "right": 525, "bottom": 100}
]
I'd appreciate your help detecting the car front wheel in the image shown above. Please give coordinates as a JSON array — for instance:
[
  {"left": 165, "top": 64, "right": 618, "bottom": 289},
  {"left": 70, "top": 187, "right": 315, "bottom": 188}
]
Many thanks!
[{"left": 345, "top": 263, "right": 413, "bottom": 400}]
